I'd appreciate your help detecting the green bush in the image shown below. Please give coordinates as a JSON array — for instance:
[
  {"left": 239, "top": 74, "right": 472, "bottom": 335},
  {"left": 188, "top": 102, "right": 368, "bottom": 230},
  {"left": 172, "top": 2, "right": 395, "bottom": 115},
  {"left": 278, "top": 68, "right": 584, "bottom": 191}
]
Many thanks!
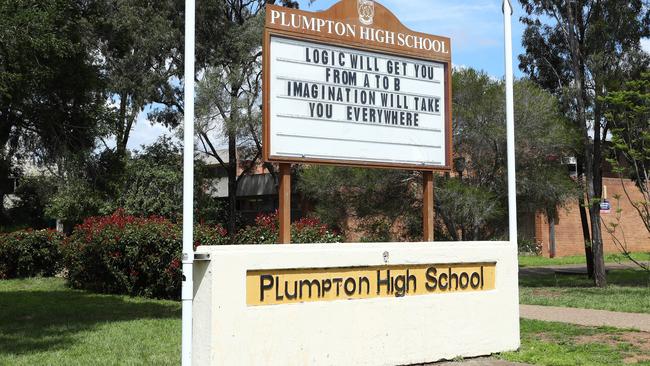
[
  {"left": 518, "top": 237, "right": 542, "bottom": 256},
  {"left": 62, "top": 210, "right": 227, "bottom": 299},
  {"left": 0, "top": 229, "right": 64, "bottom": 279},
  {"left": 6, "top": 176, "right": 58, "bottom": 230},
  {"left": 359, "top": 218, "right": 393, "bottom": 242},
  {"left": 235, "top": 212, "right": 343, "bottom": 244}
]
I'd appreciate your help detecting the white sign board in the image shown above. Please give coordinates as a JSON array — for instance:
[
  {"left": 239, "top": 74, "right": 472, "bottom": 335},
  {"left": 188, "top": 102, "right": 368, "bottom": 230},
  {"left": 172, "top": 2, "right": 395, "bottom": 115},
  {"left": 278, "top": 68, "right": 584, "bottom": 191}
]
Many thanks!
[{"left": 267, "top": 36, "right": 449, "bottom": 169}]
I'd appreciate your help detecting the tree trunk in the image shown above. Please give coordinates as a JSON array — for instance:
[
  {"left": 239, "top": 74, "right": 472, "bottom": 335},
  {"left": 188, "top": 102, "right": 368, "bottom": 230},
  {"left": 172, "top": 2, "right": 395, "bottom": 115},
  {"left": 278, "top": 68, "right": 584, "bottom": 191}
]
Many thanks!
[
  {"left": 591, "top": 83, "right": 607, "bottom": 287},
  {"left": 549, "top": 213, "right": 556, "bottom": 258},
  {"left": 577, "top": 159, "right": 594, "bottom": 278},
  {"left": 115, "top": 92, "right": 139, "bottom": 160},
  {"left": 567, "top": 4, "right": 606, "bottom": 287},
  {"left": 434, "top": 200, "right": 459, "bottom": 241},
  {"left": 0, "top": 122, "right": 13, "bottom": 221},
  {"left": 590, "top": 205, "right": 607, "bottom": 286},
  {"left": 0, "top": 188, "right": 5, "bottom": 222},
  {"left": 116, "top": 92, "right": 128, "bottom": 158},
  {"left": 585, "top": 140, "right": 607, "bottom": 286},
  {"left": 579, "top": 200, "right": 594, "bottom": 277},
  {"left": 228, "top": 132, "right": 237, "bottom": 242}
]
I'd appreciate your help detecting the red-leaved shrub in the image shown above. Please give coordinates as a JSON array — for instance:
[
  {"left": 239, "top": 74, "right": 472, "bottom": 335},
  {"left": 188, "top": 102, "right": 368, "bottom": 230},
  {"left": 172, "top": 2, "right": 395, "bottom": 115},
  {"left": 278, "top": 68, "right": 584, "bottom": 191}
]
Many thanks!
[
  {"left": 234, "top": 211, "right": 342, "bottom": 244},
  {"left": 61, "top": 210, "right": 340, "bottom": 299},
  {"left": 62, "top": 210, "right": 227, "bottom": 299}
]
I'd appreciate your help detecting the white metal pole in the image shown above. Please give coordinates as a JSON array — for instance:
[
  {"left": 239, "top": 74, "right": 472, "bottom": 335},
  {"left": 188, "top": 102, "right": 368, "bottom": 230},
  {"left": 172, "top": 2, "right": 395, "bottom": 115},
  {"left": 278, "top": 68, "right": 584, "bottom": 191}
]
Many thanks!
[
  {"left": 503, "top": 0, "right": 518, "bottom": 247},
  {"left": 182, "top": 0, "right": 195, "bottom": 364}
]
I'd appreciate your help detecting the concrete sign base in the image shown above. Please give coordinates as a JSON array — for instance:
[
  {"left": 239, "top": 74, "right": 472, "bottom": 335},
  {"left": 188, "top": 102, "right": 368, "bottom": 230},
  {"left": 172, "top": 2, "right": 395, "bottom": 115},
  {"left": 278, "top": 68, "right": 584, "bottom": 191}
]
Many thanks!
[{"left": 193, "top": 242, "right": 520, "bottom": 366}]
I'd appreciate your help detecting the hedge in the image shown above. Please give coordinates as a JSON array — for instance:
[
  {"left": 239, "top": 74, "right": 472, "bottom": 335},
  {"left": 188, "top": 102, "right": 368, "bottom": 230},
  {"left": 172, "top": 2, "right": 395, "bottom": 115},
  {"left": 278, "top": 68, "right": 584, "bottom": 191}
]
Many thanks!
[
  {"left": 0, "top": 229, "right": 64, "bottom": 279},
  {"left": 3, "top": 210, "right": 341, "bottom": 299},
  {"left": 235, "top": 212, "right": 342, "bottom": 244},
  {"left": 62, "top": 210, "right": 228, "bottom": 299}
]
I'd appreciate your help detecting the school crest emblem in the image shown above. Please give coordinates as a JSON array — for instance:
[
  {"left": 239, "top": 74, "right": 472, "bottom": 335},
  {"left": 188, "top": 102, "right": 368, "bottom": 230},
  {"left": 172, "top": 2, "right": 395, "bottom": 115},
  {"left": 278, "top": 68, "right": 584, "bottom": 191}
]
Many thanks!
[{"left": 357, "top": 0, "right": 375, "bottom": 26}]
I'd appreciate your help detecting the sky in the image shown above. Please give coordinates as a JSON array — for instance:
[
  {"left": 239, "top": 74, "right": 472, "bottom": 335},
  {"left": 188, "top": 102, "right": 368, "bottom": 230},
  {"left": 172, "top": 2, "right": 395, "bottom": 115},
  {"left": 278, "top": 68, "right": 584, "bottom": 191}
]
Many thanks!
[
  {"left": 299, "top": 0, "right": 528, "bottom": 77},
  {"left": 125, "top": 0, "right": 649, "bottom": 150}
]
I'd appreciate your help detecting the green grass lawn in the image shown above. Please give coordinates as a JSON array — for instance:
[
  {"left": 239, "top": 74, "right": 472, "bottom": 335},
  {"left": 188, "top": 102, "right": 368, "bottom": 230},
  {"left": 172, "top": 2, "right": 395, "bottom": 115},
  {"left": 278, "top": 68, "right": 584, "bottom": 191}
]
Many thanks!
[
  {"left": 2, "top": 277, "right": 649, "bottom": 365},
  {"left": 0, "top": 277, "right": 180, "bottom": 365},
  {"left": 518, "top": 252, "right": 650, "bottom": 267},
  {"left": 500, "top": 319, "right": 650, "bottom": 366},
  {"left": 519, "top": 269, "right": 650, "bottom": 313}
]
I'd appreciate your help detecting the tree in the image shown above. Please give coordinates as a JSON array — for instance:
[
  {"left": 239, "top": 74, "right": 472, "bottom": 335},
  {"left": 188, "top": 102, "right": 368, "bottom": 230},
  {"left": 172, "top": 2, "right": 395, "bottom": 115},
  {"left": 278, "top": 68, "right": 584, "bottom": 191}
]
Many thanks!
[
  {"left": 117, "top": 138, "right": 184, "bottom": 219},
  {"left": 453, "top": 69, "right": 578, "bottom": 241},
  {"left": 298, "top": 68, "right": 577, "bottom": 242},
  {"left": 601, "top": 72, "right": 650, "bottom": 272},
  {"left": 0, "top": 0, "right": 108, "bottom": 223},
  {"left": 45, "top": 136, "right": 225, "bottom": 228},
  {"left": 45, "top": 177, "right": 107, "bottom": 233},
  {"left": 141, "top": 0, "right": 303, "bottom": 236},
  {"left": 192, "top": 0, "right": 300, "bottom": 238},
  {"left": 518, "top": 0, "right": 650, "bottom": 286},
  {"left": 298, "top": 166, "right": 421, "bottom": 241},
  {"left": 195, "top": 59, "right": 264, "bottom": 238},
  {"left": 91, "top": 0, "right": 183, "bottom": 159},
  {"left": 434, "top": 177, "right": 504, "bottom": 241},
  {"left": 5, "top": 176, "right": 57, "bottom": 230},
  {"left": 115, "top": 137, "right": 225, "bottom": 222}
]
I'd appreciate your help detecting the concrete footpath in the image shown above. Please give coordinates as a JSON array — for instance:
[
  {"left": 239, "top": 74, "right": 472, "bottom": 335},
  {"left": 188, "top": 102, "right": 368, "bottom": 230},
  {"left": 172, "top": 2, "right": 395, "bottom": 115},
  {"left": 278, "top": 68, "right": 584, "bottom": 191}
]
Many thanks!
[
  {"left": 427, "top": 303, "right": 650, "bottom": 365},
  {"left": 520, "top": 304, "right": 650, "bottom": 332},
  {"left": 423, "top": 263, "right": 650, "bottom": 365},
  {"left": 429, "top": 358, "right": 531, "bottom": 365},
  {"left": 519, "top": 262, "right": 650, "bottom": 332},
  {"left": 519, "top": 261, "right": 648, "bottom": 276}
]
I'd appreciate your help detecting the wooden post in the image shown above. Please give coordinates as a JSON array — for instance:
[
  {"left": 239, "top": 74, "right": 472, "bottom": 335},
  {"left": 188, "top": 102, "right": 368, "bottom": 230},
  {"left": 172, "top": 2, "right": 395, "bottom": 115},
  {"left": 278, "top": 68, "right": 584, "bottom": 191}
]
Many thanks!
[
  {"left": 278, "top": 163, "right": 291, "bottom": 244},
  {"left": 423, "top": 171, "right": 435, "bottom": 241}
]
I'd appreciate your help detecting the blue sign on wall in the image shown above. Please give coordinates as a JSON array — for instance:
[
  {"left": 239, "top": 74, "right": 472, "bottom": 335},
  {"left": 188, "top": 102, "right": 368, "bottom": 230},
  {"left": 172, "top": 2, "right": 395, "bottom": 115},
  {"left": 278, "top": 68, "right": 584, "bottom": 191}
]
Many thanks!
[{"left": 600, "top": 199, "right": 611, "bottom": 213}]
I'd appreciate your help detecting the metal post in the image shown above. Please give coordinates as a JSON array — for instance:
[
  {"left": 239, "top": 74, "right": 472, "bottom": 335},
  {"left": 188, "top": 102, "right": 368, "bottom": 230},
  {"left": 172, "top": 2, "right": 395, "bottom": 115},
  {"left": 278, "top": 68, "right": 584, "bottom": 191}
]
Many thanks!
[
  {"left": 182, "top": 0, "right": 196, "bottom": 364},
  {"left": 503, "top": 0, "right": 517, "bottom": 247},
  {"left": 503, "top": 2, "right": 521, "bottom": 343}
]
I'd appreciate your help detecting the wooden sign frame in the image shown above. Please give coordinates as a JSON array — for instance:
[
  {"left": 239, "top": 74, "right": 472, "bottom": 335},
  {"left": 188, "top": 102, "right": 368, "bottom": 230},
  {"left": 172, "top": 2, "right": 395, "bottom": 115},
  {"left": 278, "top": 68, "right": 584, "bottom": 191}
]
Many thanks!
[
  {"left": 262, "top": 0, "right": 452, "bottom": 243},
  {"left": 263, "top": 0, "right": 453, "bottom": 172}
]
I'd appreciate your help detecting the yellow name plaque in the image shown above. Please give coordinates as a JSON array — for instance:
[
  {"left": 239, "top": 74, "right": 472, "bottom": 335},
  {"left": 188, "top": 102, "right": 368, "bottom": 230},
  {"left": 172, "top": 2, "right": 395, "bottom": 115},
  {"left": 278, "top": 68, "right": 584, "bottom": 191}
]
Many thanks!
[{"left": 246, "top": 263, "right": 496, "bottom": 306}]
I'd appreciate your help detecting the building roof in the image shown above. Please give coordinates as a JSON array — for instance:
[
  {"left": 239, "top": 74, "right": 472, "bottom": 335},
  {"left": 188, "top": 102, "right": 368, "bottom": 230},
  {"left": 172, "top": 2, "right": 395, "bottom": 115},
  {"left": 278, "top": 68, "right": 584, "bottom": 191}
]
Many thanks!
[
  {"left": 237, "top": 174, "right": 276, "bottom": 197},
  {"left": 196, "top": 149, "right": 230, "bottom": 166},
  {"left": 209, "top": 173, "right": 276, "bottom": 198}
]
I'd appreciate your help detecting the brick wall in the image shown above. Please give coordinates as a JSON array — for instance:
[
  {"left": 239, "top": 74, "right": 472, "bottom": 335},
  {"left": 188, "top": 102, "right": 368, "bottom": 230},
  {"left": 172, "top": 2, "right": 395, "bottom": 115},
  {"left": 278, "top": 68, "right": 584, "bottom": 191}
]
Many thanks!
[{"left": 536, "top": 177, "right": 650, "bottom": 257}]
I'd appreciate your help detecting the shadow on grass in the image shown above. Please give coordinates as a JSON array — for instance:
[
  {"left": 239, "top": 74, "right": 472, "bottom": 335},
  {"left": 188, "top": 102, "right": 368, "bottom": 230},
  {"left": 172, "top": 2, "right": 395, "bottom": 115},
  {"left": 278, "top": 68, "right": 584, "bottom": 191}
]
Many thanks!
[
  {"left": 519, "top": 269, "right": 650, "bottom": 288},
  {"left": 0, "top": 288, "right": 180, "bottom": 356}
]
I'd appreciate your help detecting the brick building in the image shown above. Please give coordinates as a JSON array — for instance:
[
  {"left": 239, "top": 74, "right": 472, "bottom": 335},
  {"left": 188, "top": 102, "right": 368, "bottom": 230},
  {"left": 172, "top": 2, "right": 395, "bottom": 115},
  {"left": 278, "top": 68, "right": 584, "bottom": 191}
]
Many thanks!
[
  {"left": 526, "top": 177, "right": 649, "bottom": 257},
  {"left": 202, "top": 149, "right": 649, "bottom": 254}
]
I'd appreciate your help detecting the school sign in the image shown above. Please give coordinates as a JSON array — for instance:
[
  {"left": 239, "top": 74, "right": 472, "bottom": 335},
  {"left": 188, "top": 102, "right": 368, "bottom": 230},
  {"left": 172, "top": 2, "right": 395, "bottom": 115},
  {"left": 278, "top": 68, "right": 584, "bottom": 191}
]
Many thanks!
[
  {"left": 186, "top": 1, "right": 520, "bottom": 365},
  {"left": 263, "top": 2, "right": 452, "bottom": 170}
]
